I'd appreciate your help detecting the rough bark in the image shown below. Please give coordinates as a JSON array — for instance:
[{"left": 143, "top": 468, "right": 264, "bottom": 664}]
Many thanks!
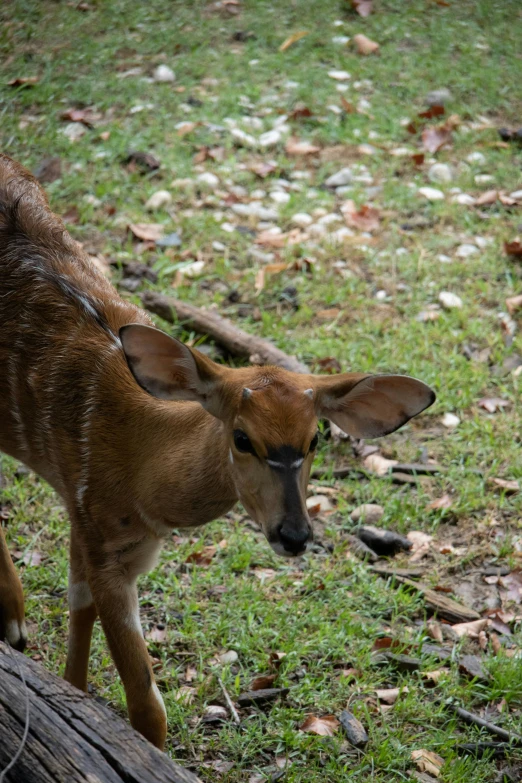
[{"left": 0, "top": 642, "right": 201, "bottom": 783}]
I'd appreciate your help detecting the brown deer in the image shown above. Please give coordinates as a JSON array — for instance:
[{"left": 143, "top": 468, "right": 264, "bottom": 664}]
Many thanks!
[{"left": 0, "top": 153, "right": 435, "bottom": 749}]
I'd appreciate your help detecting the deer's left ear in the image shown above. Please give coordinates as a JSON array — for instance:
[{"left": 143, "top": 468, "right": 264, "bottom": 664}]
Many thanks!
[{"left": 313, "top": 374, "right": 435, "bottom": 439}]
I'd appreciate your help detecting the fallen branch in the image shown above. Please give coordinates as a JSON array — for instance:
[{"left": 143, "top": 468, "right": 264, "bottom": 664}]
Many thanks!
[
  {"left": 447, "top": 702, "right": 522, "bottom": 745},
  {"left": 141, "top": 292, "right": 309, "bottom": 374},
  {"left": 216, "top": 676, "right": 241, "bottom": 725},
  {"left": 382, "top": 576, "right": 480, "bottom": 624}
]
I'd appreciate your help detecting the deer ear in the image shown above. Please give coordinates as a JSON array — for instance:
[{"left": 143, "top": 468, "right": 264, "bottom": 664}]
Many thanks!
[
  {"left": 120, "top": 324, "right": 223, "bottom": 412},
  {"left": 314, "top": 374, "right": 435, "bottom": 439}
]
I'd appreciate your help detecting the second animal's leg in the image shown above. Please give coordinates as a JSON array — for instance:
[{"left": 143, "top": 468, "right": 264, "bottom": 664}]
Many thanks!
[
  {"left": 0, "top": 524, "right": 27, "bottom": 651},
  {"left": 64, "top": 527, "right": 98, "bottom": 692}
]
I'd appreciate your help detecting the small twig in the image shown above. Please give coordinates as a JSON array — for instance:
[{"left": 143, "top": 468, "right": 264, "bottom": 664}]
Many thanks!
[
  {"left": 447, "top": 702, "right": 522, "bottom": 745},
  {"left": 0, "top": 643, "right": 31, "bottom": 782},
  {"left": 455, "top": 742, "right": 513, "bottom": 758},
  {"left": 216, "top": 676, "right": 241, "bottom": 725}
]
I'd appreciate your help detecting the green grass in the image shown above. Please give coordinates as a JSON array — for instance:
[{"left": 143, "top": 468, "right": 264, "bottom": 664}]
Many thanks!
[{"left": 1, "top": 0, "right": 522, "bottom": 780}]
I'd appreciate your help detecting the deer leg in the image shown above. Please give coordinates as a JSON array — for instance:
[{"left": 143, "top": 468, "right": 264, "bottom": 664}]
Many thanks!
[
  {"left": 87, "top": 560, "right": 167, "bottom": 750},
  {"left": 64, "top": 527, "right": 98, "bottom": 692},
  {"left": 0, "top": 524, "right": 27, "bottom": 651}
]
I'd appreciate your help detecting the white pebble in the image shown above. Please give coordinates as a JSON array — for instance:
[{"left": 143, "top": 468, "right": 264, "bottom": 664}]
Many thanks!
[
  {"left": 197, "top": 172, "right": 219, "bottom": 187},
  {"left": 509, "top": 189, "right": 522, "bottom": 200},
  {"left": 212, "top": 241, "right": 226, "bottom": 252},
  {"left": 428, "top": 163, "right": 453, "bottom": 184},
  {"left": 466, "top": 151, "right": 486, "bottom": 164},
  {"left": 218, "top": 650, "right": 238, "bottom": 665},
  {"left": 418, "top": 186, "right": 445, "bottom": 201},
  {"left": 328, "top": 70, "right": 351, "bottom": 81},
  {"left": 474, "top": 174, "right": 494, "bottom": 185},
  {"left": 61, "top": 123, "right": 86, "bottom": 141},
  {"left": 375, "top": 290, "right": 387, "bottom": 301},
  {"left": 270, "top": 191, "right": 290, "bottom": 204},
  {"left": 442, "top": 412, "right": 460, "bottom": 429},
  {"left": 439, "top": 291, "right": 463, "bottom": 309},
  {"left": 259, "top": 130, "right": 282, "bottom": 148},
  {"left": 153, "top": 65, "right": 175, "bottom": 83},
  {"left": 456, "top": 243, "right": 479, "bottom": 258},
  {"left": 451, "top": 193, "right": 476, "bottom": 206},
  {"left": 247, "top": 247, "right": 275, "bottom": 263},
  {"left": 291, "top": 212, "right": 313, "bottom": 228},
  {"left": 145, "top": 190, "right": 172, "bottom": 210},
  {"left": 230, "top": 128, "right": 258, "bottom": 148},
  {"left": 325, "top": 168, "right": 353, "bottom": 187},
  {"left": 332, "top": 35, "right": 350, "bottom": 45},
  {"left": 438, "top": 254, "right": 452, "bottom": 263},
  {"left": 306, "top": 495, "right": 333, "bottom": 512}
]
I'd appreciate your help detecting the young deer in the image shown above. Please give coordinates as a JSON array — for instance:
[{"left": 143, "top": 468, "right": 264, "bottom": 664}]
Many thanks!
[{"left": 0, "top": 153, "right": 435, "bottom": 749}]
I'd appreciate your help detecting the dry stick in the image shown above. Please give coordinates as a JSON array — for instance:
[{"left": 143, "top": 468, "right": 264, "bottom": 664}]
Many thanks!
[
  {"left": 141, "top": 292, "right": 310, "bottom": 374},
  {"left": 216, "top": 676, "right": 241, "bottom": 725},
  {"left": 447, "top": 702, "right": 522, "bottom": 745}
]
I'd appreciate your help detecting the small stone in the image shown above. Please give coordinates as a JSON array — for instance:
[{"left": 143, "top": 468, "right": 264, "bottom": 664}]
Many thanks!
[
  {"left": 438, "top": 254, "right": 452, "bottom": 263},
  {"left": 452, "top": 193, "right": 476, "bottom": 205},
  {"left": 247, "top": 247, "right": 275, "bottom": 264},
  {"left": 250, "top": 188, "right": 266, "bottom": 199},
  {"left": 221, "top": 222, "right": 236, "bottom": 233},
  {"left": 331, "top": 227, "right": 355, "bottom": 242},
  {"left": 466, "top": 151, "right": 486, "bottom": 164},
  {"left": 83, "top": 194, "right": 101, "bottom": 207},
  {"left": 197, "top": 172, "right": 219, "bottom": 188},
  {"left": 145, "top": 190, "right": 172, "bottom": 210},
  {"left": 474, "top": 174, "right": 494, "bottom": 185},
  {"left": 426, "top": 88, "right": 452, "bottom": 106},
  {"left": 306, "top": 495, "right": 333, "bottom": 513},
  {"left": 350, "top": 504, "right": 384, "bottom": 524},
  {"left": 270, "top": 191, "right": 290, "bottom": 204},
  {"left": 418, "top": 186, "right": 445, "bottom": 201},
  {"left": 325, "top": 167, "right": 353, "bottom": 188},
  {"left": 155, "top": 232, "right": 182, "bottom": 248},
  {"left": 442, "top": 412, "right": 460, "bottom": 428},
  {"left": 439, "top": 291, "right": 463, "bottom": 308},
  {"left": 218, "top": 650, "right": 238, "bottom": 665},
  {"left": 290, "top": 212, "right": 313, "bottom": 228},
  {"left": 332, "top": 35, "right": 350, "bottom": 45},
  {"left": 317, "top": 213, "right": 342, "bottom": 226},
  {"left": 232, "top": 203, "right": 279, "bottom": 221},
  {"left": 153, "top": 65, "right": 175, "bottom": 83},
  {"left": 428, "top": 163, "right": 452, "bottom": 184},
  {"left": 335, "top": 186, "right": 353, "bottom": 196},
  {"left": 455, "top": 243, "right": 478, "bottom": 258},
  {"left": 328, "top": 69, "right": 351, "bottom": 81},
  {"left": 509, "top": 189, "right": 522, "bottom": 200},
  {"left": 375, "top": 289, "right": 387, "bottom": 301},
  {"left": 212, "top": 241, "right": 226, "bottom": 252},
  {"left": 231, "top": 128, "right": 258, "bottom": 148},
  {"left": 61, "top": 122, "right": 87, "bottom": 141},
  {"left": 259, "top": 129, "right": 282, "bottom": 148}
]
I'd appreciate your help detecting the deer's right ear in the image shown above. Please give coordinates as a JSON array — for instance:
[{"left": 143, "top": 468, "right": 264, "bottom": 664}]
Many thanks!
[{"left": 120, "top": 324, "right": 222, "bottom": 411}]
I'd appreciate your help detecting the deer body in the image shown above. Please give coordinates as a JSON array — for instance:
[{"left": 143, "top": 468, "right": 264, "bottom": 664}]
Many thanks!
[{"left": 0, "top": 154, "right": 435, "bottom": 749}]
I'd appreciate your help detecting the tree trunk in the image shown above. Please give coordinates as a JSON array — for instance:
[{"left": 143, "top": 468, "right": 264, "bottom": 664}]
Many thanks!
[{"left": 0, "top": 642, "right": 201, "bottom": 783}]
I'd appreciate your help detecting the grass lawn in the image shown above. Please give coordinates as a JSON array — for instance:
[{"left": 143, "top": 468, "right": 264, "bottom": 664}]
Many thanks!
[{"left": 1, "top": 0, "right": 522, "bottom": 780}]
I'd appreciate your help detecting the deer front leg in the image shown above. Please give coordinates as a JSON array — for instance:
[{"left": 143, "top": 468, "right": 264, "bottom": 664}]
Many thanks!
[
  {"left": 64, "top": 527, "right": 98, "bottom": 692},
  {"left": 0, "top": 524, "right": 27, "bottom": 651},
  {"left": 88, "top": 561, "right": 167, "bottom": 750}
]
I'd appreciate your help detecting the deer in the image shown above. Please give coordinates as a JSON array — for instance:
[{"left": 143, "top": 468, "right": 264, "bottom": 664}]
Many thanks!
[{"left": 0, "top": 152, "right": 435, "bottom": 749}]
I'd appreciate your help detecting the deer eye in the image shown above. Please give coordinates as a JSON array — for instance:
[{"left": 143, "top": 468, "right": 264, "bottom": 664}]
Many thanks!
[
  {"left": 309, "top": 432, "right": 319, "bottom": 452},
  {"left": 233, "top": 429, "right": 256, "bottom": 455}
]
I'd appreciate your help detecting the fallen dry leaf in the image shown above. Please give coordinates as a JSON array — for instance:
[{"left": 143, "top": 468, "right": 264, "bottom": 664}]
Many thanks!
[
  {"left": 186, "top": 544, "right": 218, "bottom": 566},
  {"left": 279, "top": 30, "right": 309, "bottom": 52},
  {"left": 174, "top": 685, "right": 196, "bottom": 705},
  {"left": 176, "top": 121, "right": 198, "bottom": 137},
  {"left": 251, "top": 674, "right": 277, "bottom": 690},
  {"left": 426, "top": 494, "right": 452, "bottom": 511},
  {"left": 423, "top": 669, "right": 449, "bottom": 684},
  {"left": 60, "top": 107, "right": 101, "bottom": 127},
  {"left": 255, "top": 262, "right": 288, "bottom": 294},
  {"left": 289, "top": 103, "right": 313, "bottom": 120},
  {"left": 124, "top": 151, "right": 161, "bottom": 172},
  {"left": 341, "top": 200, "right": 380, "bottom": 231},
  {"left": 203, "top": 760, "right": 234, "bottom": 776},
  {"left": 340, "top": 96, "right": 356, "bottom": 114},
  {"left": 426, "top": 621, "right": 443, "bottom": 643},
  {"left": 506, "top": 294, "right": 522, "bottom": 314},
  {"left": 418, "top": 105, "right": 445, "bottom": 119},
  {"left": 477, "top": 397, "right": 510, "bottom": 414},
  {"left": 375, "top": 686, "right": 408, "bottom": 705},
  {"left": 146, "top": 624, "right": 167, "bottom": 643},
  {"left": 407, "top": 531, "right": 433, "bottom": 562},
  {"left": 249, "top": 161, "right": 277, "bottom": 178},
  {"left": 353, "top": 33, "right": 379, "bottom": 55},
  {"left": 412, "top": 152, "right": 425, "bottom": 166},
  {"left": 505, "top": 238, "right": 522, "bottom": 257},
  {"left": 475, "top": 189, "right": 498, "bottom": 206},
  {"left": 352, "top": 0, "right": 373, "bottom": 16},
  {"left": 411, "top": 749, "right": 444, "bottom": 778},
  {"left": 451, "top": 618, "right": 488, "bottom": 639},
  {"left": 363, "top": 453, "right": 398, "bottom": 476},
  {"left": 499, "top": 571, "right": 522, "bottom": 604},
  {"left": 490, "top": 633, "right": 502, "bottom": 655},
  {"left": 300, "top": 714, "right": 339, "bottom": 737},
  {"left": 285, "top": 137, "right": 320, "bottom": 156},
  {"left": 7, "top": 76, "right": 38, "bottom": 87},
  {"left": 421, "top": 124, "right": 452, "bottom": 154},
  {"left": 490, "top": 477, "right": 519, "bottom": 494},
  {"left": 128, "top": 223, "right": 165, "bottom": 242},
  {"left": 316, "top": 307, "right": 341, "bottom": 321}
]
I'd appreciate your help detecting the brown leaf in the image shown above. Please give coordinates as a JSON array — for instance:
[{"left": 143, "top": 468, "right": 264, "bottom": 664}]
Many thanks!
[
  {"left": 128, "top": 223, "right": 165, "bottom": 242},
  {"left": 255, "top": 262, "right": 288, "bottom": 293},
  {"left": 285, "top": 137, "right": 320, "bottom": 156},
  {"left": 353, "top": 33, "right": 379, "bottom": 55},
  {"left": 289, "top": 103, "right": 313, "bottom": 120},
  {"left": 279, "top": 31, "right": 309, "bottom": 52},
  {"left": 458, "top": 654, "right": 488, "bottom": 681},
  {"left": 60, "top": 107, "right": 101, "bottom": 127},
  {"left": 249, "top": 161, "right": 277, "bottom": 178},
  {"left": 146, "top": 624, "right": 167, "bottom": 643},
  {"left": 185, "top": 665, "right": 198, "bottom": 682},
  {"left": 412, "top": 153, "right": 425, "bottom": 166},
  {"left": 506, "top": 294, "right": 522, "bottom": 314},
  {"left": 423, "top": 669, "right": 449, "bottom": 684},
  {"left": 316, "top": 307, "right": 341, "bottom": 321},
  {"left": 186, "top": 545, "right": 218, "bottom": 566},
  {"left": 124, "top": 151, "right": 161, "bottom": 172},
  {"left": 7, "top": 76, "right": 38, "bottom": 87},
  {"left": 484, "top": 609, "right": 513, "bottom": 635},
  {"left": 352, "top": 0, "right": 373, "bottom": 16},
  {"left": 300, "top": 714, "right": 340, "bottom": 737},
  {"left": 421, "top": 125, "right": 452, "bottom": 154},
  {"left": 499, "top": 571, "right": 522, "bottom": 604},
  {"left": 341, "top": 200, "right": 380, "bottom": 231},
  {"left": 411, "top": 749, "right": 444, "bottom": 778},
  {"left": 176, "top": 121, "right": 198, "bottom": 137},
  {"left": 451, "top": 618, "right": 488, "bottom": 639},
  {"left": 426, "top": 494, "right": 452, "bottom": 511},
  {"left": 418, "top": 106, "right": 445, "bottom": 119},
  {"left": 340, "top": 96, "right": 356, "bottom": 114},
  {"left": 505, "top": 238, "right": 522, "bottom": 257},
  {"left": 251, "top": 674, "right": 277, "bottom": 690},
  {"left": 499, "top": 192, "right": 517, "bottom": 206},
  {"left": 490, "top": 477, "right": 519, "bottom": 494},
  {"left": 375, "top": 686, "right": 408, "bottom": 705},
  {"left": 315, "top": 356, "right": 342, "bottom": 374},
  {"left": 477, "top": 397, "right": 510, "bottom": 414},
  {"left": 490, "top": 633, "right": 502, "bottom": 655},
  {"left": 23, "top": 551, "right": 42, "bottom": 567},
  {"left": 407, "top": 531, "right": 433, "bottom": 563},
  {"left": 475, "top": 189, "right": 498, "bottom": 206},
  {"left": 363, "top": 453, "right": 398, "bottom": 476}
]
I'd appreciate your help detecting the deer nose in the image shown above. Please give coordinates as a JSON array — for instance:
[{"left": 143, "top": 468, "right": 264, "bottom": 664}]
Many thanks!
[{"left": 278, "top": 522, "right": 311, "bottom": 555}]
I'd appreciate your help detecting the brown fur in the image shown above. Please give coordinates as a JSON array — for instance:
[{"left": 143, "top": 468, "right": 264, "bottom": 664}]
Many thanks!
[{"left": 0, "top": 154, "right": 435, "bottom": 749}]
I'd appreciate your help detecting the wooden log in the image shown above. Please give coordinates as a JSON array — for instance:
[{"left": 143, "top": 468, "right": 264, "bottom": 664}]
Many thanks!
[
  {"left": 0, "top": 642, "right": 201, "bottom": 783},
  {"left": 141, "top": 291, "right": 310, "bottom": 374}
]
